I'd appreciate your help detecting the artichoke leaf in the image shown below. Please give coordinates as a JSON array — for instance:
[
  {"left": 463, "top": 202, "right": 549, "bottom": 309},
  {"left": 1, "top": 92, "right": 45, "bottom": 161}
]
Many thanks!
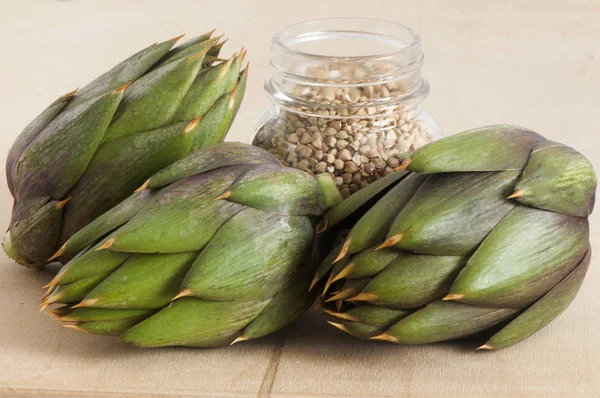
[
  {"left": 387, "top": 171, "right": 520, "bottom": 255},
  {"left": 60, "top": 119, "right": 197, "bottom": 241},
  {"left": 345, "top": 173, "right": 427, "bottom": 255},
  {"left": 106, "top": 167, "right": 246, "bottom": 253},
  {"left": 449, "top": 206, "right": 589, "bottom": 308},
  {"left": 406, "top": 125, "right": 544, "bottom": 173},
  {"left": 9, "top": 198, "right": 64, "bottom": 266},
  {"left": 102, "top": 52, "right": 205, "bottom": 142},
  {"left": 172, "top": 53, "right": 242, "bottom": 121},
  {"left": 225, "top": 164, "right": 325, "bottom": 216},
  {"left": 513, "top": 140, "right": 597, "bottom": 217},
  {"left": 324, "top": 170, "right": 410, "bottom": 229},
  {"left": 361, "top": 253, "right": 468, "bottom": 309},
  {"left": 384, "top": 301, "right": 518, "bottom": 344},
  {"left": 15, "top": 89, "right": 124, "bottom": 200},
  {"left": 147, "top": 142, "right": 279, "bottom": 189},
  {"left": 80, "top": 252, "right": 197, "bottom": 310},
  {"left": 7, "top": 93, "right": 73, "bottom": 196},
  {"left": 483, "top": 247, "right": 591, "bottom": 350},
  {"left": 183, "top": 208, "right": 314, "bottom": 301},
  {"left": 60, "top": 189, "right": 155, "bottom": 256},
  {"left": 121, "top": 297, "right": 270, "bottom": 347}
]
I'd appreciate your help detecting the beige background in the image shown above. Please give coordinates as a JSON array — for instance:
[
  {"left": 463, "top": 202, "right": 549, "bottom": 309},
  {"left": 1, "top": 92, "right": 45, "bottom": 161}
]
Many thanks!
[{"left": 1, "top": 0, "right": 599, "bottom": 397}]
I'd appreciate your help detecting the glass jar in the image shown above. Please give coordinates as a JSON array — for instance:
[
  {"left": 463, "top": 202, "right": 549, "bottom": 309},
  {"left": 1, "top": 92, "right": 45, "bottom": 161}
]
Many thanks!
[{"left": 253, "top": 18, "right": 442, "bottom": 198}]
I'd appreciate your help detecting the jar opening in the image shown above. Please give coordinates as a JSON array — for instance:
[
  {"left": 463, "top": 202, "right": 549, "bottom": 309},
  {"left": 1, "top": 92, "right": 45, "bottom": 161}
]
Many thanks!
[
  {"left": 266, "top": 18, "right": 429, "bottom": 117},
  {"left": 273, "top": 18, "right": 421, "bottom": 60}
]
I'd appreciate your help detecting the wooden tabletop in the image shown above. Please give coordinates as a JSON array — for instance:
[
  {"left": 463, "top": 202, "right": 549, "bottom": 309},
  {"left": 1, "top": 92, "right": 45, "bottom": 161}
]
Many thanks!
[{"left": 1, "top": 0, "right": 599, "bottom": 396}]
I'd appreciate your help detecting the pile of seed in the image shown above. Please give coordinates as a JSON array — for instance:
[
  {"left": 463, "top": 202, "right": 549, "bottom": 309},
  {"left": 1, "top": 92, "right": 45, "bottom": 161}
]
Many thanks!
[{"left": 253, "top": 64, "right": 434, "bottom": 198}]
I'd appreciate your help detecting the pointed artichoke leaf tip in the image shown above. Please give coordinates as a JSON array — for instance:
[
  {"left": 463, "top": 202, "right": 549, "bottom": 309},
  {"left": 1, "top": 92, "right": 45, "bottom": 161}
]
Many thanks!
[
  {"left": 56, "top": 197, "right": 71, "bottom": 209},
  {"left": 308, "top": 274, "right": 321, "bottom": 292},
  {"left": 321, "top": 271, "right": 337, "bottom": 296},
  {"left": 217, "top": 56, "right": 235, "bottom": 78},
  {"left": 134, "top": 179, "right": 151, "bottom": 193},
  {"left": 190, "top": 45, "right": 213, "bottom": 60},
  {"left": 71, "top": 299, "right": 99, "bottom": 309},
  {"left": 184, "top": 116, "right": 203, "bottom": 133},
  {"left": 477, "top": 344, "right": 494, "bottom": 351},
  {"left": 327, "top": 321, "right": 354, "bottom": 336},
  {"left": 238, "top": 47, "right": 247, "bottom": 65},
  {"left": 370, "top": 333, "right": 399, "bottom": 343},
  {"left": 47, "top": 244, "right": 66, "bottom": 263},
  {"left": 331, "top": 263, "right": 356, "bottom": 284},
  {"left": 204, "top": 28, "right": 217, "bottom": 38},
  {"left": 39, "top": 302, "right": 50, "bottom": 313},
  {"left": 172, "top": 288, "right": 193, "bottom": 301},
  {"left": 168, "top": 33, "right": 186, "bottom": 43},
  {"left": 62, "top": 87, "right": 79, "bottom": 99},
  {"left": 376, "top": 234, "right": 403, "bottom": 250},
  {"left": 147, "top": 42, "right": 158, "bottom": 48},
  {"left": 43, "top": 292, "right": 64, "bottom": 306},
  {"left": 324, "top": 287, "right": 357, "bottom": 303},
  {"left": 214, "top": 36, "right": 227, "bottom": 48},
  {"left": 316, "top": 220, "right": 328, "bottom": 234},
  {"left": 395, "top": 158, "right": 412, "bottom": 171},
  {"left": 442, "top": 293, "right": 465, "bottom": 301},
  {"left": 507, "top": 189, "right": 525, "bottom": 200},
  {"left": 333, "top": 238, "right": 352, "bottom": 264},
  {"left": 214, "top": 191, "right": 232, "bottom": 201},
  {"left": 95, "top": 237, "right": 116, "bottom": 251},
  {"left": 230, "top": 336, "right": 248, "bottom": 346},
  {"left": 347, "top": 293, "right": 378, "bottom": 303},
  {"left": 111, "top": 82, "right": 132, "bottom": 95},
  {"left": 323, "top": 309, "right": 358, "bottom": 322},
  {"left": 205, "top": 55, "right": 227, "bottom": 63},
  {"left": 63, "top": 324, "right": 89, "bottom": 333}
]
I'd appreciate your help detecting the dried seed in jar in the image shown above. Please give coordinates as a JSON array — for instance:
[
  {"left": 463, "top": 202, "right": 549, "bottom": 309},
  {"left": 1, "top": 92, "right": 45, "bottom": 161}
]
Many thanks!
[
  {"left": 344, "top": 161, "right": 359, "bottom": 173},
  {"left": 336, "top": 131, "right": 349, "bottom": 139},
  {"left": 340, "top": 188, "right": 351, "bottom": 198},
  {"left": 329, "top": 121, "right": 342, "bottom": 130},
  {"left": 314, "top": 149, "right": 324, "bottom": 161},
  {"left": 352, "top": 154, "right": 362, "bottom": 166},
  {"left": 297, "top": 145, "right": 313, "bottom": 158},
  {"left": 287, "top": 133, "right": 299, "bottom": 143},
  {"left": 387, "top": 157, "right": 400, "bottom": 168},
  {"left": 337, "top": 140, "right": 349, "bottom": 150},
  {"left": 373, "top": 158, "right": 386, "bottom": 169},
  {"left": 351, "top": 173, "right": 362, "bottom": 184},
  {"left": 325, "top": 154, "right": 335, "bottom": 164},
  {"left": 297, "top": 159, "right": 310, "bottom": 171},
  {"left": 315, "top": 162, "right": 328, "bottom": 173},
  {"left": 334, "top": 176, "right": 344, "bottom": 186},
  {"left": 324, "top": 127, "right": 337, "bottom": 136},
  {"left": 325, "top": 136, "right": 337, "bottom": 147},
  {"left": 334, "top": 159, "right": 345, "bottom": 170},
  {"left": 338, "top": 149, "right": 352, "bottom": 161},
  {"left": 342, "top": 173, "right": 352, "bottom": 184},
  {"left": 300, "top": 133, "right": 312, "bottom": 144},
  {"left": 286, "top": 152, "right": 298, "bottom": 163}
]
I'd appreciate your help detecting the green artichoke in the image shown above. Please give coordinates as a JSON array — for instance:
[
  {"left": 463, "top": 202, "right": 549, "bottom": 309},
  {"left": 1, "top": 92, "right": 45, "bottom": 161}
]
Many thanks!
[
  {"left": 313, "top": 125, "right": 596, "bottom": 350},
  {"left": 41, "top": 143, "right": 342, "bottom": 347},
  {"left": 4, "top": 31, "right": 248, "bottom": 267}
]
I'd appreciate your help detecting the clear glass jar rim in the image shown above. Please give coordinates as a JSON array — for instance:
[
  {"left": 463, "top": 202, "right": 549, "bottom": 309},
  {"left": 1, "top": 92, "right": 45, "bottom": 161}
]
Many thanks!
[{"left": 272, "top": 17, "right": 422, "bottom": 60}]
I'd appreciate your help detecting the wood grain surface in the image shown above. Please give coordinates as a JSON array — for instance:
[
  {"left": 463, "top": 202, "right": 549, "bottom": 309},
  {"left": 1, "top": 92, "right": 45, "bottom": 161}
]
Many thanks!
[{"left": 1, "top": 0, "right": 599, "bottom": 397}]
